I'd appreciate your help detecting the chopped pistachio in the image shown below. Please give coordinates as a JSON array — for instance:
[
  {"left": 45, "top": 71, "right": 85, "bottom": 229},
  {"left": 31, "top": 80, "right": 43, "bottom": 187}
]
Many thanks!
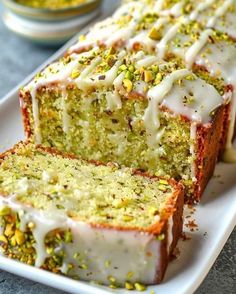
[
  {"left": 128, "top": 65, "right": 135, "bottom": 73},
  {"left": 15, "top": 229, "right": 25, "bottom": 245},
  {"left": 144, "top": 70, "right": 154, "bottom": 83},
  {"left": 148, "top": 27, "right": 162, "bottom": 40},
  {"left": 108, "top": 276, "right": 116, "bottom": 283},
  {"left": 71, "top": 69, "right": 80, "bottom": 79},
  {"left": 105, "top": 260, "right": 111, "bottom": 268},
  {"left": 123, "top": 215, "right": 134, "bottom": 222},
  {"left": 125, "top": 282, "right": 134, "bottom": 290},
  {"left": 127, "top": 271, "right": 134, "bottom": 279},
  {"left": 107, "top": 47, "right": 116, "bottom": 56},
  {"left": 123, "top": 79, "right": 133, "bottom": 93},
  {"left": 0, "top": 207, "right": 11, "bottom": 216},
  {"left": 109, "top": 284, "right": 117, "bottom": 289},
  {"left": 64, "top": 231, "right": 73, "bottom": 243},
  {"left": 4, "top": 223, "right": 15, "bottom": 237},
  {"left": 158, "top": 184, "right": 167, "bottom": 191},
  {"left": 81, "top": 264, "right": 88, "bottom": 270},
  {"left": 0, "top": 235, "right": 8, "bottom": 244},
  {"left": 134, "top": 282, "right": 146, "bottom": 291},
  {"left": 10, "top": 236, "right": 16, "bottom": 246},
  {"left": 155, "top": 73, "right": 163, "bottom": 84},
  {"left": 148, "top": 207, "right": 158, "bottom": 216},
  {"left": 159, "top": 179, "right": 168, "bottom": 185},
  {"left": 79, "top": 35, "right": 86, "bottom": 41},
  {"left": 157, "top": 233, "right": 165, "bottom": 241},
  {"left": 119, "top": 64, "right": 127, "bottom": 71},
  {"left": 125, "top": 71, "right": 133, "bottom": 80}
]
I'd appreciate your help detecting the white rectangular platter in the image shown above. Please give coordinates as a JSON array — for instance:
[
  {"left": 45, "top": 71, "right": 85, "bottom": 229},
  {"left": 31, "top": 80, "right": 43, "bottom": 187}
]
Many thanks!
[{"left": 0, "top": 11, "right": 236, "bottom": 294}]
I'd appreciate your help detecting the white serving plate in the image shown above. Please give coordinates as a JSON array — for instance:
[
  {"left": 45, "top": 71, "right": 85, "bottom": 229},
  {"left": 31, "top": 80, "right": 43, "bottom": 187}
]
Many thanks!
[{"left": 0, "top": 11, "right": 236, "bottom": 294}]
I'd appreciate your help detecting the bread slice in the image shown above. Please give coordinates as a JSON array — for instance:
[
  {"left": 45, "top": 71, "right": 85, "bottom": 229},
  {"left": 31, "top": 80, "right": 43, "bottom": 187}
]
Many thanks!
[{"left": 0, "top": 142, "right": 184, "bottom": 287}]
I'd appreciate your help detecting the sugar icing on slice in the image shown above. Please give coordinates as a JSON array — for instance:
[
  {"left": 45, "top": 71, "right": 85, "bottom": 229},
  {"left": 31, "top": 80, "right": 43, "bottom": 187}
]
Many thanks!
[
  {"left": 156, "top": 18, "right": 188, "bottom": 59},
  {"left": 195, "top": 41, "right": 236, "bottom": 162}
]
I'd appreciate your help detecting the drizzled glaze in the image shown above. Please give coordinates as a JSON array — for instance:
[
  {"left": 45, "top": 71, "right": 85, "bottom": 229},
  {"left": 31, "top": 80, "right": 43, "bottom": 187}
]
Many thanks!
[
  {"left": 156, "top": 18, "right": 188, "bottom": 59},
  {"left": 190, "top": 0, "right": 216, "bottom": 20},
  {"left": 143, "top": 69, "right": 222, "bottom": 148},
  {"left": 185, "top": 29, "right": 213, "bottom": 69},
  {"left": 144, "top": 69, "right": 190, "bottom": 147},
  {"left": 26, "top": 50, "right": 97, "bottom": 143},
  {"left": 207, "top": 0, "right": 233, "bottom": 28},
  {"left": 194, "top": 41, "right": 236, "bottom": 162}
]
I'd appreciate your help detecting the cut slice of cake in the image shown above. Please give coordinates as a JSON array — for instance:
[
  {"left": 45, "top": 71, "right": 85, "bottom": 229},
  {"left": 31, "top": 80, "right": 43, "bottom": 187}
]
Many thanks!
[
  {"left": 19, "top": 48, "right": 225, "bottom": 202},
  {"left": 0, "top": 142, "right": 184, "bottom": 287}
]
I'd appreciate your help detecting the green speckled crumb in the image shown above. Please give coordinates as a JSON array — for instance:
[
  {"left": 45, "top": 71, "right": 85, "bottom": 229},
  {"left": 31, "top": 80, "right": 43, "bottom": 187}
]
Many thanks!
[{"left": 0, "top": 143, "right": 174, "bottom": 228}]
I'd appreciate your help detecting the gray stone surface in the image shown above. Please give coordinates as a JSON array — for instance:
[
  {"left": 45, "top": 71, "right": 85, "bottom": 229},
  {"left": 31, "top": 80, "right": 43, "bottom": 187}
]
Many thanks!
[{"left": 0, "top": 1, "right": 235, "bottom": 294}]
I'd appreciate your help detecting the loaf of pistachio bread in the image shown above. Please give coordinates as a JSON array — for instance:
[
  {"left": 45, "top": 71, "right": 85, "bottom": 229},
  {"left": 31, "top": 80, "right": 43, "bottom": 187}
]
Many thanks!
[
  {"left": 0, "top": 142, "right": 184, "bottom": 287},
  {"left": 20, "top": 45, "right": 225, "bottom": 202},
  {"left": 68, "top": 0, "right": 236, "bottom": 162}
]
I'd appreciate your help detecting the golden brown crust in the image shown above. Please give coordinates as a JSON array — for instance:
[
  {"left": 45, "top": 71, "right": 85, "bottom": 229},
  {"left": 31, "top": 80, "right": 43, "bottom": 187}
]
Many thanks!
[
  {"left": 19, "top": 90, "right": 32, "bottom": 139},
  {"left": 192, "top": 104, "right": 226, "bottom": 203}
]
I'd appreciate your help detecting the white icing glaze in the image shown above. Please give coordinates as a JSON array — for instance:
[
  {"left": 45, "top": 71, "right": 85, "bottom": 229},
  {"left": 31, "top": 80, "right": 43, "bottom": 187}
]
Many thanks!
[
  {"left": 223, "top": 85, "right": 236, "bottom": 162},
  {"left": 128, "top": 30, "right": 156, "bottom": 52},
  {"left": 136, "top": 55, "right": 160, "bottom": 69},
  {"left": 113, "top": 72, "right": 126, "bottom": 89},
  {"left": 185, "top": 29, "right": 213, "bottom": 68},
  {"left": 134, "top": 81, "right": 148, "bottom": 96},
  {"left": 144, "top": 68, "right": 223, "bottom": 148},
  {"left": 190, "top": 0, "right": 216, "bottom": 20},
  {"left": 106, "top": 91, "right": 122, "bottom": 111},
  {"left": 144, "top": 69, "right": 191, "bottom": 147},
  {"left": 69, "top": 2, "right": 146, "bottom": 53},
  {"left": 160, "top": 2, "right": 184, "bottom": 17},
  {"left": 207, "top": 0, "right": 233, "bottom": 28},
  {"left": 156, "top": 18, "right": 188, "bottom": 59},
  {"left": 213, "top": 3, "right": 236, "bottom": 39},
  {"left": 105, "top": 21, "right": 137, "bottom": 48},
  {"left": 154, "top": 0, "right": 165, "bottom": 13},
  {"left": 167, "top": 216, "right": 174, "bottom": 253},
  {"left": 162, "top": 79, "right": 223, "bottom": 123},
  {"left": 0, "top": 195, "right": 171, "bottom": 285},
  {"left": 75, "top": 56, "right": 102, "bottom": 91},
  {"left": 194, "top": 41, "right": 236, "bottom": 162}
]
